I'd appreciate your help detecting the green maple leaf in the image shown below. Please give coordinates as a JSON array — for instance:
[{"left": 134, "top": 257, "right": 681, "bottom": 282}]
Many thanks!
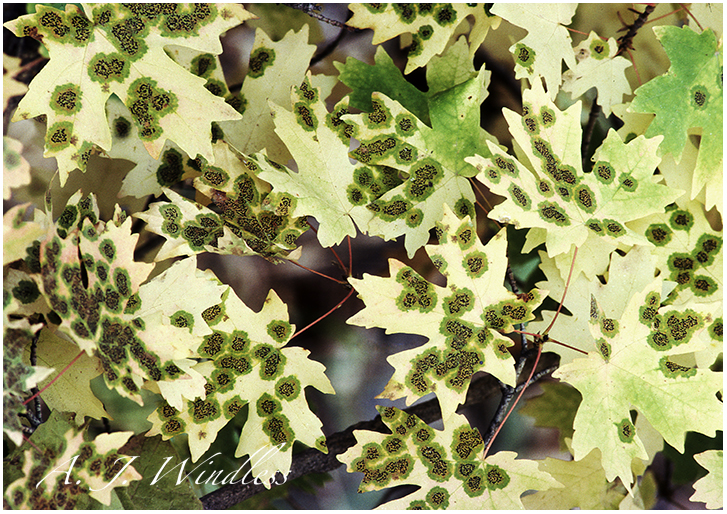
[
  {"left": 519, "top": 381, "right": 581, "bottom": 453},
  {"left": 630, "top": 26, "right": 723, "bottom": 211},
  {"left": 148, "top": 287, "right": 334, "bottom": 482},
  {"left": 346, "top": 45, "right": 492, "bottom": 256},
  {"left": 561, "top": 32, "right": 632, "bottom": 115},
  {"left": 252, "top": 74, "right": 374, "bottom": 248},
  {"left": 690, "top": 449, "right": 723, "bottom": 509},
  {"left": 348, "top": 206, "right": 545, "bottom": 418},
  {"left": 347, "top": 4, "right": 500, "bottom": 74},
  {"left": 490, "top": 4, "right": 577, "bottom": 99},
  {"left": 4, "top": 412, "right": 140, "bottom": 508},
  {"left": 553, "top": 278, "right": 723, "bottom": 489},
  {"left": 38, "top": 192, "right": 228, "bottom": 404},
  {"left": 4, "top": 4, "right": 252, "bottom": 183},
  {"left": 220, "top": 25, "right": 317, "bottom": 165},
  {"left": 468, "top": 80, "right": 683, "bottom": 258},
  {"left": 338, "top": 407, "right": 561, "bottom": 509}
]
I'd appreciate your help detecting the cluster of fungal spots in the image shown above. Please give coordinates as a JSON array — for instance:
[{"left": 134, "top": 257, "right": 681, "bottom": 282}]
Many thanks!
[
  {"left": 659, "top": 356, "right": 697, "bottom": 378},
  {"left": 481, "top": 153, "right": 519, "bottom": 185},
  {"left": 638, "top": 291, "right": 661, "bottom": 326},
  {"left": 88, "top": 52, "right": 129, "bottom": 83},
  {"left": 348, "top": 166, "right": 404, "bottom": 209},
  {"left": 158, "top": 203, "right": 182, "bottom": 237},
  {"left": 190, "top": 53, "right": 217, "bottom": 78},
  {"left": 537, "top": 201, "right": 569, "bottom": 227},
  {"left": 481, "top": 298, "right": 531, "bottom": 333},
  {"left": 598, "top": 316, "right": 619, "bottom": 338},
  {"left": 669, "top": 209, "right": 694, "bottom": 231},
  {"left": 275, "top": 375, "right": 301, "bottom": 401},
  {"left": 170, "top": 310, "right": 194, "bottom": 332},
  {"left": 201, "top": 302, "right": 225, "bottom": 326},
  {"left": 395, "top": 267, "right": 437, "bottom": 313},
  {"left": 691, "top": 85, "right": 709, "bottom": 109},
  {"left": 266, "top": 320, "right": 292, "bottom": 343},
  {"left": 395, "top": 113, "right": 416, "bottom": 137},
  {"left": 46, "top": 121, "right": 74, "bottom": 152},
  {"left": 663, "top": 229, "right": 722, "bottom": 297},
  {"left": 50, "top": 83, "right": 82, "bottom": 115},
  {"left": 158, "top": 402, "right": 185, "bottom": 436},
  {"left": 514, "top": 43, "right": 535, "bottom": 70},
  {"left": 351, "top": 135, "right": 397, "bottom": 164},
  {"left": 616, "top": 418, "right": 636, "bottom": 443},
  {"left": 200, "top": 165, "right": 230, "bottom": 189},
  {"left": 508, "top": 183, "right": 531, "bottom": 209},
  {"left": 404, "top": 159, "right": 441, "bottom": 201},
  {"left": 589, "top": 38, "right": 609, "bottom": 60},
  {"left": 647, "top": 309, "right": 703, "bottom": 351},
  {"left": 644, "top": 223, "right": 672, "bottom": 246},
  {"left": 155, "top": 148, "right": 186, "bottom": 186},
  {"left": 23, "top": 5, "right": 92, "bottom": 46},
  {"left": 248, "top": 46, "right": 275, "bottom": 78},
  {"left": 461, "top": 250, "right": 488, "bottom": 279},
  {"left": 597, "top": 339, "right": 612, "bottom": 361},
  {"left": 443, "top": 288, "right": 475, "bottom": 317},
  {"left": 364, "top": 100, "right": 393, "bottom": 130},
  {"left": 126, "top": 78, "right": 177, "bottom": 140},
  {"left": 326, "top": 100, "right": 355, "bottom": 143}
]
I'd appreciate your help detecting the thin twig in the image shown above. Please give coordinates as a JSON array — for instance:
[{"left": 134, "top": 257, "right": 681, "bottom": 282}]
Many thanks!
[
  {"left": 23, "top": 350, "right": 85, "bottom": 406},
  {"left": 288, "top": 259, "right": 348, "bottom": 284},
  {"left": 290, "top": 288, "right": 355, "bottom": 340},
  {"left": 200, "top": 351, "right": 560, "bottom": 509},
  {"left": 543, "top": 246, "right": 578, "bottom": 335}
]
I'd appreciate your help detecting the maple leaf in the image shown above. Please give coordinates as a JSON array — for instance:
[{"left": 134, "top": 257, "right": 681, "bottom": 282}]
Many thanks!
[
  {"left": 3, "top": 136, "right": 32, "bottom": 199},
  {"left": 629, "top": 26, "right": 723, "bottom": 212},
  {"left": 335, "top": 45, "right": 430, "bottom": 125},
  {"left": 348, "top": 205, "right": 545, "bottom": 418},
  {"left": 346, "top": 42, "right": 492, "bottom": 256},
  {"left": 38, "top": 192, "right": 226, "bottom": 404},
  {"left": 490, "top": 4, "right": 577, "bottom": 99},
  {"left": 468, "top": 79, "right": 683, "bottom": 258},
  {"left": 252, "top": 74, "right": 374, "bottom": 248},
  {"left": 23, "top": 328, "right": 108, "bottom": 425},
  {"left": 147, "top": 287, "right": 334, "bottom": 484},
  {"left": 562, "top": 32, "right": 632, "bottom": 115},
  {"left": 4, "top": 4, "right": 252, "bottom": 183},
  {"left": 220, "top": 25, "right": 316, "bottom": 165},
  {"left": 3, "top": 53, "right": 28, "bottom": 110},
  {"left": 630, "top": 200, "right": 722, "bottom": 307},
  {"left": 528, "top": 246, "right": 662, "bottom": 364},
  {"left": 690, "top": 449, "right": 723, "bottom": 509},
  {"left": 2, "top": 317, "right": 53, "bottom": 446},
  {"left": 338, "top": 407, "right": 561, "bottom": 509},
  {"left": 4, "top": 412, "right": 140, "bottom": 508},
  {"left": 553, "top": 278, "right": 723, "bottom": 489},
  {"left": 104, "top": 97, "right": 202, "bottom": 199},
  {"left": 347, "top": 4, "right": 501, "bottom": 74}
]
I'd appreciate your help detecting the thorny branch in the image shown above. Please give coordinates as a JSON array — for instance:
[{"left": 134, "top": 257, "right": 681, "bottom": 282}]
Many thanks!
[{"left": 200, "top": 351, "right": 560, "bottom": 510}]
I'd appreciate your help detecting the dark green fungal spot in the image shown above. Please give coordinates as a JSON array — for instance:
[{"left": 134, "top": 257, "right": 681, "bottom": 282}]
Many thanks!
[
  {"left": 484, "top": 464, "right": 510, "bottom": 490},
  {"left": 589, "top": 38, "right": 609, "bottom": 59},
  {"left": 691, "top": 86, "right": 708, "bottom": 109},
  {"left": 434, "top": 4, "right": 457, "bottom": 25},
  {"left": 248, "top": 47, "right": 275, "bottom": 78},
  {"left": 616, "top": 418, "right": 635, "bottom": 443},
  {"left": 538, "top": 201, "right": 569, "bottom": 226},
  {"left": 594, "top": 161, "right": 615, "bottom": 184},
  {"left": 669, "top": 210, "right": 693, "bottom": 230},
  {"left": 645, "top": 223, "right": 672, "bottom": 246},
  {"left": 603, "top": 219, "right": 625, "bottom": 237},
  {"left": 514, "top": 43, "right": 535, "bottom": 67},
  {"left": 51, "top": 83, "right": 82, "bottom": 114}
]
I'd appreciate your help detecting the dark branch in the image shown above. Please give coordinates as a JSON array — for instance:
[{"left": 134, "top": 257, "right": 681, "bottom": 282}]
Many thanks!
[
  {"left": 615, "top": 5, "right": 657, "bottom": 56},
  {"left": 200, "top": 351, "right": 560, "bottom": 509},
  {"left": 581, "top": 100, "right": 602, "bottom": 172}
]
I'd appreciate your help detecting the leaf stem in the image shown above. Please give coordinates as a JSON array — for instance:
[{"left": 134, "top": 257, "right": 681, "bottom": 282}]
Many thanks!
[
  {"left": 306, "top": 220, "right": 349, "bottom": 274},
  {"left": 290, "top": 288, "right": 355, "bottom": 340},
  {"left": 23, "top": 350, "right": 85, "bottom": 406},
  {"left": 510, "top": 329, "right": 588, "bottom": 355},
  {"left": 482, "top": 345, "right": 542, "bottom": 459},
  {"left": 543, "top": 246, "right": 578, "bottom": 335},
  {"left": 679, "top": 3, "right": 704, "bottom": 31},
  {"left": 288, "top": 260, "right": 348, "bottom": 284}
]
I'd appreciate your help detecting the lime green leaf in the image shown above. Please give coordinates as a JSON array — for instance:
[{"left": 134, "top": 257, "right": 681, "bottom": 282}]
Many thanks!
[
  {"left": 519, "top": 381, "right": 581, "bottom": 452},
  {"left": 335, "top": 45, "right": 430, "bottom": 124},
  {"left": 3, "top": 317, "right": 53, "bottom": 446},
  {"left": 490, "top": 4, "right": 577, "bottom": 99},
  {"left": 468, "top": 80, "right": 682, "bottom": 258},
  {"left": 553, "top": 277, "right": 723, "bottom": 489},
  {"left": 4, "top": 412, "right": 140, "bottom": 508},
  {"left": 148, "top": 287, "right": 334, "bottom": 483},
  {"left": 3, "top": 136, "right": 31, "bottom": 199},
  {"left": 691, "top": 449, "right": 723, "bottom": 509},
  {"left": 630, "top": 26, "right": 723, "bottom": 211},
  {"left": 348, "top": 206, "right": 545, "bottom": 418},
  {"left": 24, "top": 328, "right": 108, "bottom": 425},
  {"left": 221, "top": 26, "right": 316, "bottom": 165},
  {"left": 253, "top": 74, "right": 373, "bottom": 248},
  {"left": 4, "top": 4, "right": 252, "bottom": 183},
  {"left": 347, "top": 4, "right": 501, "bottom": 74},
  {"left": 339, "top": 407, "right": 561, "bottom": 508},
  {"left": 562, "top": 32, "right": 632, "bottom": 115},
  {"left": 116, "top": 435, "right": 203, "bottom": 510}
]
